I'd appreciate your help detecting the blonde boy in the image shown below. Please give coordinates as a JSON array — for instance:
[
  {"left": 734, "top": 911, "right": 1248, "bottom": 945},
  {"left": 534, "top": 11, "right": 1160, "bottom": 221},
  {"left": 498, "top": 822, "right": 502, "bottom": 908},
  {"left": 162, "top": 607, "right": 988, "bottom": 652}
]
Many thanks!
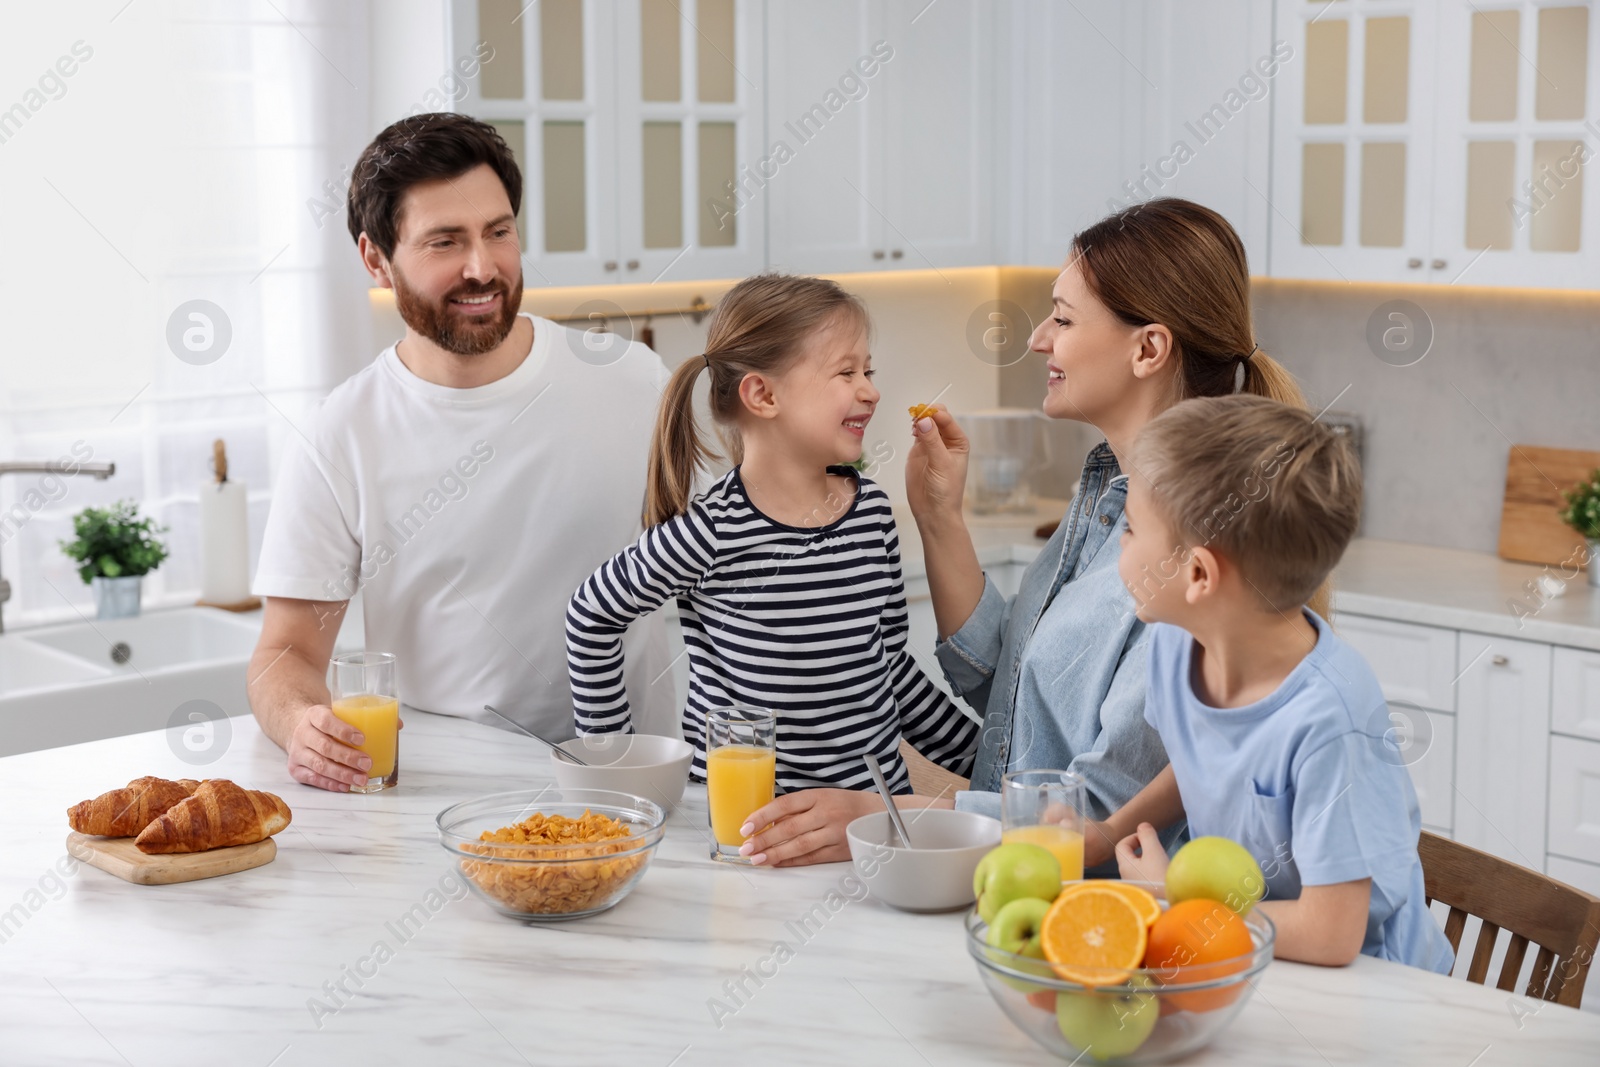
[{"left": 1106, "top": 394, "right": 1453, "bottom": 972}]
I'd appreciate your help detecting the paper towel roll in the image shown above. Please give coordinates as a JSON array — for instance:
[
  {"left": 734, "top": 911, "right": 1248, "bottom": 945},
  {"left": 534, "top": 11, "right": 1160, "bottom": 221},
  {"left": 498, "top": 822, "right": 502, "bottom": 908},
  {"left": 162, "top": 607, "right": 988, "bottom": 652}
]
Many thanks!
[{"left": 199, "top": 479, "right": 252, "bottom": 606}]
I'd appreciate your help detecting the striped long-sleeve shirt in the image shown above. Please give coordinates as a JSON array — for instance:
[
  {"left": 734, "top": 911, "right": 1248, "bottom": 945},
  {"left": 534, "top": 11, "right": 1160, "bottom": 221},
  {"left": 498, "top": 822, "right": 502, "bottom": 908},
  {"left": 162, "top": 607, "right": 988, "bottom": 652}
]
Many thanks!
[{"left": 566, "top": 466, "right": 980, "bottom": 794}]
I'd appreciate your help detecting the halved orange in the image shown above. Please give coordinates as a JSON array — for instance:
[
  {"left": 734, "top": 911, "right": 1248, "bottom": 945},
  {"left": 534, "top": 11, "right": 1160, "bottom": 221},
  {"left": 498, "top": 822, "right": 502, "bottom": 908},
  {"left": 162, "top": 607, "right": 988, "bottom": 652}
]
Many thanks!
[
  {"left": 1038, "top": 885, "right": 1148, "bottom": 988},
  {"left": 1055, "top": 881, "right": 1161, "bottom": 928}
]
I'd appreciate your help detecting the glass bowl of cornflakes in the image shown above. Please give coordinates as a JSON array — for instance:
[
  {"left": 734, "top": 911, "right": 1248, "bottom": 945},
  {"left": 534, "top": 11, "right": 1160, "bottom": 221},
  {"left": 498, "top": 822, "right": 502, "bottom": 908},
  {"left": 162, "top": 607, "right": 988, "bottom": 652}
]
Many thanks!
[{"left": 436, "top": 789, "right": 666, "bottom": 922}]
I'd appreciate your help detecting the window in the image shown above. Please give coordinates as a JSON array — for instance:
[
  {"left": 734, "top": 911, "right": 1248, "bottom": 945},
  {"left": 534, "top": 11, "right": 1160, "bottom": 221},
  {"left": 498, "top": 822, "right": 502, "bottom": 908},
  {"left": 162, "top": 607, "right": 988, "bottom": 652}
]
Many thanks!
[{"left": 0, "top": 4, "right": 372, "bottom": 627}]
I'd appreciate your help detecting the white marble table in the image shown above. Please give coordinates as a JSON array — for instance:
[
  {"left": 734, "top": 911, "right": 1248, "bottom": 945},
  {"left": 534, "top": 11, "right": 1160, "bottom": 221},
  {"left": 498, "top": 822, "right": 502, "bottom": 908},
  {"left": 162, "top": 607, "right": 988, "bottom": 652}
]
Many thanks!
[{"left": 3, "top": 712, "right": 1598, "bottom": 1067}]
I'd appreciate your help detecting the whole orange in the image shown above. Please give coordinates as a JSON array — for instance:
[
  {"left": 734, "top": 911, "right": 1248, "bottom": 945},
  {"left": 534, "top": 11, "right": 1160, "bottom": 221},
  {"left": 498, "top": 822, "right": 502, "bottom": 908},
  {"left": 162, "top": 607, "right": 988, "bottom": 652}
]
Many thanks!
[{"left": 1143, "top": 898, "right": 1255, "bottom": 1012}]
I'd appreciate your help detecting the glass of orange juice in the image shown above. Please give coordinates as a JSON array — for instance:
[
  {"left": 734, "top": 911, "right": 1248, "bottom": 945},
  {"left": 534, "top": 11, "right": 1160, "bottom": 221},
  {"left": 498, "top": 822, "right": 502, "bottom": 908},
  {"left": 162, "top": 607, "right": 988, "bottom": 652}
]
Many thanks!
[
  {"left": 1001, "top": 769, "right": 1086, "bottom": 882},
  {"left": 705, "top": 707, "right": 776, "bottom": 864},
  {"left": 329, "top": 651, "right": 399, "bottom": 794}
]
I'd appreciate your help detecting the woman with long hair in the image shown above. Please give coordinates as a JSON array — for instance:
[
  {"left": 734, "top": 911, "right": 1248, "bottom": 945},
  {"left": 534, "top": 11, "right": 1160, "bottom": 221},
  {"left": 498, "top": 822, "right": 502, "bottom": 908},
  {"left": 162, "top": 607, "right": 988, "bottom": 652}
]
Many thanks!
[{"left": 738, "top": 198, "right": 1320, "bottom": 867}]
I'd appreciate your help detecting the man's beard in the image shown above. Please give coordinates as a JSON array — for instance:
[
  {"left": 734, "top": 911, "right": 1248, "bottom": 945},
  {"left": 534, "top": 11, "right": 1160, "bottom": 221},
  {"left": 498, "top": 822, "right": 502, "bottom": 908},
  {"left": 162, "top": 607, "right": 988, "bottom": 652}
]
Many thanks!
[{"left": 392, "top": 267, "right": 524, "bottom": 357}]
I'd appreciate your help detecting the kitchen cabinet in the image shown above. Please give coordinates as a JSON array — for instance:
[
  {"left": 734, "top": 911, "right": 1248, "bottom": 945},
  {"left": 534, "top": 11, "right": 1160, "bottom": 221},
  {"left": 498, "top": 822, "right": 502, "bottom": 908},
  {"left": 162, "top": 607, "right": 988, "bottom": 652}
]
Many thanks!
[
  {"left": 764, "top": 0, "right": 996, "bottom": 274},
  {"left": 1335, "top": 614, "right": 1456, "bottom": 832},
  {"left": 454, "top": 0, "right": 767, "bottom": 286},
  {"left": 1270, "top": 0, "right": 1598, "bottom": 287},
  {"left": 1553, "top": 645, "right": 1600, "bottom": 742},
  {"left": 1337, "top": 614, "right": 1457, "bottom": 711},
  {"left": 1455, "top": 632, "right": 1552, "bottom": 872},
  {"left": 1548, "top": 733, "right": 1600, "bottom": 866},
  {"left": 1338, "top": 609, "right": 1600, "bottom": 886},
  {"left": 1007, "top": 0, "right": 1276, "bottom": 271}
]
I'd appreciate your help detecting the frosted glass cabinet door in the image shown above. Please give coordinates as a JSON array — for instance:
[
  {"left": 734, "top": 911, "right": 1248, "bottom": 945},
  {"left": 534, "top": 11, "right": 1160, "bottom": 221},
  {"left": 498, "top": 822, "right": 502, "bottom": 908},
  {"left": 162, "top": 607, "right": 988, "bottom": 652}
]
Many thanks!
[
  {"left": 1269, "top": 0, "right": 1440, "bottom": 282},
  {"left": 454, "top": 0, "right": 621, "bottom": 286},
  {"left": 1430, "top": 0, "right": 1600, "bottom": 288},
  {"left": 614, "top": 0, "right": 767, "bottom": 282}
]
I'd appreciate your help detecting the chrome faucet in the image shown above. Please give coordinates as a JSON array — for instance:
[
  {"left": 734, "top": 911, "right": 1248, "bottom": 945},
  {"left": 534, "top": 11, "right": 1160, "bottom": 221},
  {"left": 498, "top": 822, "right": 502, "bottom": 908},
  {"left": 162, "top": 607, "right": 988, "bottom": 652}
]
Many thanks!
[{"left": 0, "top": 460, "right": 116, "bottom": 633}]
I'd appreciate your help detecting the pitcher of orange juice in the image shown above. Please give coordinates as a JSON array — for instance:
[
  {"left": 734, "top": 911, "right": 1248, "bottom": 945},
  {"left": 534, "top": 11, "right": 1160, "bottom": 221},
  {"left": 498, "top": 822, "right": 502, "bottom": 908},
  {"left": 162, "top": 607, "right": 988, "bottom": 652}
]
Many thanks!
[
  {"left": 705, "top": 707, "right": 776, "bottom": 864},
  {"left": 1001, "top": 769, "right": 1086, "bottom": 881},
  {"left": 329, "top": 651, "right": 400, "bottom": 793}
]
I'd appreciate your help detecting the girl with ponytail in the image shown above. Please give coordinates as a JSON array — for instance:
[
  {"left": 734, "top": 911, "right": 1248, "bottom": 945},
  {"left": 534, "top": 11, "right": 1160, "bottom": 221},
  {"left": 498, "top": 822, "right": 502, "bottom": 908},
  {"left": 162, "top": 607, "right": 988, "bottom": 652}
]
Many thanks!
[
  {"left": 739, "top": 199, "right": 1328, "bottom": 870},
  {"left": 567, "top": 274, "right": 978, "bottom": 861}
]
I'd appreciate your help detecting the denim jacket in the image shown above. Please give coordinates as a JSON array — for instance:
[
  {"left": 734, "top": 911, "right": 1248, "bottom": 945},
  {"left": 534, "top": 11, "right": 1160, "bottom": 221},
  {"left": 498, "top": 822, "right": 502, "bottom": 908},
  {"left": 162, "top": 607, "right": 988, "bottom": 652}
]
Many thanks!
[{"left": 938, "top": 444, "right": 1181, "bottom": 854}]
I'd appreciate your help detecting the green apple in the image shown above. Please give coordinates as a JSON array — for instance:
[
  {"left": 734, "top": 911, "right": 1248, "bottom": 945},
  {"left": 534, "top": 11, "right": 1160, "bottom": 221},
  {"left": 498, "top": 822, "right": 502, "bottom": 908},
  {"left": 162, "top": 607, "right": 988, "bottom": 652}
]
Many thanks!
[
  {"left": 973, "top": 842, "right": 1061, "bottom": 924},
  {"left": 1055, "top": 975, "right": 1159, "bottom": 1061},
  {"left": 1165, "top": 836, "right": 1265, "bottom": 915},
  {"left": 986, "top": 896, "right": 1055, "bottom": 993},
  {"left": 988, "top": 895, "right": 1051, "bottom": 957}
]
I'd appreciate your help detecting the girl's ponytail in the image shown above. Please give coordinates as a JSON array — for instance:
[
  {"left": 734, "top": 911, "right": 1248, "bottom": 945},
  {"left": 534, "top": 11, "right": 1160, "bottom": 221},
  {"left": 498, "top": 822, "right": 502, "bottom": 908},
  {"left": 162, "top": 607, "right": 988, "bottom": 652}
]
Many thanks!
[{"left": 645, "top": 356, "right": 714, "bottom": 528}]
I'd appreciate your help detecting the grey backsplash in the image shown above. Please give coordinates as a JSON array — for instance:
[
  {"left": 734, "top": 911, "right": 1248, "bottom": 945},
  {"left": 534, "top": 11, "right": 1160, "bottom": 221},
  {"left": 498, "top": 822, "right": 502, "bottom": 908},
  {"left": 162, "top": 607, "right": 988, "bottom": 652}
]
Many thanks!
[
  {"left": 1256, "top": 279, "right": 1600, "bottom": 554},
  {"left": 1000, "top": 271, "right": 1600, "bottom": 555}
]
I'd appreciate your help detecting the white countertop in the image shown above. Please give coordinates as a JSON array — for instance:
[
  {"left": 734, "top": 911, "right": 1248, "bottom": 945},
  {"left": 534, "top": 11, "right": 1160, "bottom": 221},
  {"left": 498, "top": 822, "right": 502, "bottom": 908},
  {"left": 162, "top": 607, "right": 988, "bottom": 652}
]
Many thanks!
[
  {"left": 895, "top": 501, "right": 1600, "bottom": 650},
  {"left": 1332, "top": 538, "right": 1600, "bottom": 650},
  {"left": 3, "top": 712, "right": 1597, "bottom": 1065}
]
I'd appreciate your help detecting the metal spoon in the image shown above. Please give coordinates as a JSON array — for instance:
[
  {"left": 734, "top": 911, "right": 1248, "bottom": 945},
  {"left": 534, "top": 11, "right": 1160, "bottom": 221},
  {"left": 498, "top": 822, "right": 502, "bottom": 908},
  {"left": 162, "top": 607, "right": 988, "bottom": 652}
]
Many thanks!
[
  {"left": 482, "top": 704, "right": 591, "bottom": 766},
  {"left": 863, "top": 754, "right": 914, "bottom": 848}
]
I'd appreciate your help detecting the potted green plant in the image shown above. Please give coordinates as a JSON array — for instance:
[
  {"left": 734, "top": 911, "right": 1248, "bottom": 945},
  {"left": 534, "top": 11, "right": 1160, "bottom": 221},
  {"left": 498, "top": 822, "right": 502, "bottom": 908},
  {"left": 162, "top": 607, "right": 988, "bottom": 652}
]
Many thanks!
[
  {"left": 59, "top": 500, "right": 170, "bottom": 618},
  {"left": 1559, "top": 469, "right": 1600, "bottom": 589}
]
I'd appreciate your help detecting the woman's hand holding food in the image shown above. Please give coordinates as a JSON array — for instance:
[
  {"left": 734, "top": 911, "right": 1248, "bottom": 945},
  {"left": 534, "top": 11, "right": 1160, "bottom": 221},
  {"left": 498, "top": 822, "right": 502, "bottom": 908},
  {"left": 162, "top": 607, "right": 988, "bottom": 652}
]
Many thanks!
[{"left": 905, "top": 404, "right": 970, "bottom": 525}]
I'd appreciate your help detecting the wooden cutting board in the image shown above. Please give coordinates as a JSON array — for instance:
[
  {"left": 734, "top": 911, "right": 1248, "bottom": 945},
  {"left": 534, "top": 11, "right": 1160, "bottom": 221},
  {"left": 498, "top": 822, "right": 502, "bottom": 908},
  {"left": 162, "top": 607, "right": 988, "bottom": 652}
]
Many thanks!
[
  {"left": 67, "top": 831, "right": 276, "bottom": 885},
  {"left": 1498, "top": 445, "right": 1600, "bottom": 568}
]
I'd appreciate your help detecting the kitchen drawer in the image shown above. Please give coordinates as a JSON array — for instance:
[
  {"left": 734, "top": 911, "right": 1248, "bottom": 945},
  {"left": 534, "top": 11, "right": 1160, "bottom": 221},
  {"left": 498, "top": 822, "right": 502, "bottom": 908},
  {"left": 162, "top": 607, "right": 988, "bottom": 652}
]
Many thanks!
[
  {"left": 1552, "top": 646, "right": 1600, "bottom": 742},
  {"left": 1548, "top": 734, "right": 1600, "bottom": 867},
  {"left": 1335, "top": 615, "right": 1457, "bottom": 712}
]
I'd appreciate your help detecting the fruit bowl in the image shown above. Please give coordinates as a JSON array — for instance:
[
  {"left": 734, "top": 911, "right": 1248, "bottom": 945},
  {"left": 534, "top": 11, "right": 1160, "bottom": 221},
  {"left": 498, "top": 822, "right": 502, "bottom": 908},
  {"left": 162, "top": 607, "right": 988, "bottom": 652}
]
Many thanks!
[{"left": 966, "top": 883, "right": 1275, "bottom": 1064}]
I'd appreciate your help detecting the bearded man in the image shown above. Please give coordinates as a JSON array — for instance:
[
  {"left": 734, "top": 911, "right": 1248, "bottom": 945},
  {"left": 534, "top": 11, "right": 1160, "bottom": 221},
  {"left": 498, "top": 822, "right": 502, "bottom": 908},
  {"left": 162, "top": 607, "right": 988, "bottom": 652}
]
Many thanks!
[{"left": 248, "top": 113, "right": 673, "bottom": 791}]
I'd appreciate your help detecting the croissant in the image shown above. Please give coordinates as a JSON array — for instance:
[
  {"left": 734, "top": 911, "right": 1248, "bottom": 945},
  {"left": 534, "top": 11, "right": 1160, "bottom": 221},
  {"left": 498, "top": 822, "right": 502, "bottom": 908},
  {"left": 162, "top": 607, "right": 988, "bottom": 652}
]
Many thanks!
[
  {"left": 134, "top": 779, "right": 292, "bottom": 854},
  {"left": 67, "top": 776, "right": 201, "bottom": 837}
]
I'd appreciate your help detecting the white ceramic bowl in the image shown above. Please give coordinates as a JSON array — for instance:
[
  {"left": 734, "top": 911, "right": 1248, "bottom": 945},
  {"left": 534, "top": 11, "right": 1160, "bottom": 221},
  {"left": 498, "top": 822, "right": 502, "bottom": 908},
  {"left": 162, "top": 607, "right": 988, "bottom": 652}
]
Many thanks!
[
  {"left": 550, "top": 734, "right": 694, "bottom": 811},
  {"left": 845, "top": 808, "right": 1002, "bottom": 912}
]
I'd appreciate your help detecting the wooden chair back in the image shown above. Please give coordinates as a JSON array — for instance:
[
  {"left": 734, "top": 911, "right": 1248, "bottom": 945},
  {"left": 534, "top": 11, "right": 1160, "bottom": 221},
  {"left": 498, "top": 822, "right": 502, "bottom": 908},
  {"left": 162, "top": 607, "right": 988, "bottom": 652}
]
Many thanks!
[{"left": 1419, "top": 831, "right": 1600, "bottom": 1008}]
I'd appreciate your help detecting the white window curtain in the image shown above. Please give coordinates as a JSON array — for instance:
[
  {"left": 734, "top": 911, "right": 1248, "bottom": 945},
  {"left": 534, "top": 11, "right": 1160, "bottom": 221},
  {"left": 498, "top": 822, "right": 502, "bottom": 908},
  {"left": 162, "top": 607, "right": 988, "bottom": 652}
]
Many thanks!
[{"left": 0, "top": 0, "right": 373, "bottom": 627}]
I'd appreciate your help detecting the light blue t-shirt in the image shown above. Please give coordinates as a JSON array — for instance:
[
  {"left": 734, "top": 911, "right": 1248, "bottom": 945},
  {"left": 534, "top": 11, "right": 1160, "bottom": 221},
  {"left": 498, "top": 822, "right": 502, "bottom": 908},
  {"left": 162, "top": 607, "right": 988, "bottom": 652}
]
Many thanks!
[{"left": 1145, "top": 611, "right": 1454, "bottom": 974}]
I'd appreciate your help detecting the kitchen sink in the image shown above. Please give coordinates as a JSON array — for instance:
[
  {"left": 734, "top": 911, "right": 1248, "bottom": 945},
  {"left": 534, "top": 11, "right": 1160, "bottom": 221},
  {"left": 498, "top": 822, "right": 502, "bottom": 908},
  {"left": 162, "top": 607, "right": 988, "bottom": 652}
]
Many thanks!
[
  {"left": 24, "top": 609, "right": 261, "bottom": 674},
  {"left": 0, "top": 607, "right": 265, "bottom": 758},
  {"left": 0, "top": 638, "right": 109, "bottom": 694}
]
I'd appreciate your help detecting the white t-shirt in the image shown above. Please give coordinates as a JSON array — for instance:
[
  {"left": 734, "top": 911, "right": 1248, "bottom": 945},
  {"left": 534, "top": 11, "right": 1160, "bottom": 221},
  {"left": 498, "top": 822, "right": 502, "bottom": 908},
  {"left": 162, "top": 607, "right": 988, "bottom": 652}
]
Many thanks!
[{"left": 253, "top": 314, "right": 677, "bottom": 740}]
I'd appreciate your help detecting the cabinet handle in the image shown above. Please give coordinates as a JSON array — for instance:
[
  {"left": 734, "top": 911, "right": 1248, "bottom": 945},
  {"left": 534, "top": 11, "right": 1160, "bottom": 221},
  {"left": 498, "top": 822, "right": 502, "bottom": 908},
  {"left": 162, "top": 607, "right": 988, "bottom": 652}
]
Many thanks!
[
  {"left": 1491, "top": 654, "right": 1509, "bottom": 667},
  {"left": 891, "top": 249, "right": 904, "bottom": 259},
  {"left": 1431, "top": 258, "right": 1447, "bottom": 270},
  {"left": 604, "top": 260, "right": 618, "bottom": 271},
  {"left": 1407, "top": 258, "right": 1423, "bottom": 269},
  {"left": 626, "top": 259, "right": 640, "bottom": 270},
  {"left": 872, "top": 249, "right": 886, "bottom": 260}
]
